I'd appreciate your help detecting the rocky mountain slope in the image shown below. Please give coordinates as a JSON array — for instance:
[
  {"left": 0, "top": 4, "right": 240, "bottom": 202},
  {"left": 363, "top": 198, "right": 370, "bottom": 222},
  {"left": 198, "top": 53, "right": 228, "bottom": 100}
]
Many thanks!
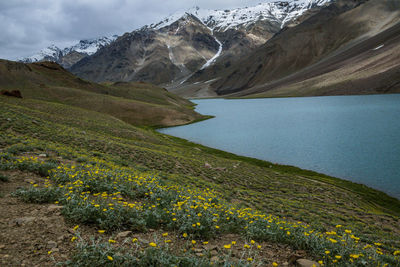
[
  {"left": 69, "top": 0, "right": 332, "bottom": 85},
  {"left": 177, "top": 0, "right": 400, "bottom": 97},
  {"left": 20, "top": 36, "right": 118, "bottom": 69}
]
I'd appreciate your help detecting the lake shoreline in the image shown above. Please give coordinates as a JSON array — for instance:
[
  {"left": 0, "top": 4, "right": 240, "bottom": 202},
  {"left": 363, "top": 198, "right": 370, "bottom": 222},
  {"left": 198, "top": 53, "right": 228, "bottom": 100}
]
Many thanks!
[
  {"left": 157, "top": 128, "right": 400, "bottom": 208},
  {"left": 159, "top": 95, "right": 400, "bottom": 203}
]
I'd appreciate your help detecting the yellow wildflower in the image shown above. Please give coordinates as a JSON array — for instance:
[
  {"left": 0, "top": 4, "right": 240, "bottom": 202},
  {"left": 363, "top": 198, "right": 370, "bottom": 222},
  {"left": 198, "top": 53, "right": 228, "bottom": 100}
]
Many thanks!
[
  {"left": 107, "top": 255, "right": 113, "bottom": 261},
  {"left": 149, "top": 242, "right": 157, "bottom": 247}
]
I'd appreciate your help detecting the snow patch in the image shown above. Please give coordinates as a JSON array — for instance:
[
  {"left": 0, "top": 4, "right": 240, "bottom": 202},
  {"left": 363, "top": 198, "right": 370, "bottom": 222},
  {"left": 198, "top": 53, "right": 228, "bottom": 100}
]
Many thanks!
[
  {"left": 204, "top": 78, "right": 219, "bottom": 83},
  {"left": 201, "top": 28, "right": 223, "bottom": 70},
  {"left": 372, "top": 44, "right": 384, "bottom": 50}
]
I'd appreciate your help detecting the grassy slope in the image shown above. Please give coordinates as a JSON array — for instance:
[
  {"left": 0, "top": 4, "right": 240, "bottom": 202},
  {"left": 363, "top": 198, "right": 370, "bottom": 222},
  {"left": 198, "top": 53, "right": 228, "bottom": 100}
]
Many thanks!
[
  {"left": 0, "top": 60, "right": 204, "bottom": 127},
  {"left": 1, "top": 95, "right": 400, "bottom": 250}
]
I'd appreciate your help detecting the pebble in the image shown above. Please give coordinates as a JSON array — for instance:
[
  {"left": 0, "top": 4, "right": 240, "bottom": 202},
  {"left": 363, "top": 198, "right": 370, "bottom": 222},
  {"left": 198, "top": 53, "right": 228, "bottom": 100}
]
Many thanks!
[
  {"left": 116, "top": 231, "right": 132, "bottom": 239},
  {"left": 47, "top": 205, "right": 63, "bottom": 212},
  {"left": 14, "top": 217, "right": 36, "bottom": 226},
  {"left": 296, "top": 259, "right": 320, "bottom": 267},
  {"left": 47, "top": 241, "right": 57, "bottom": 249},
  {"left": 210, "top": 256, "right": 219, "bottom": 262}
]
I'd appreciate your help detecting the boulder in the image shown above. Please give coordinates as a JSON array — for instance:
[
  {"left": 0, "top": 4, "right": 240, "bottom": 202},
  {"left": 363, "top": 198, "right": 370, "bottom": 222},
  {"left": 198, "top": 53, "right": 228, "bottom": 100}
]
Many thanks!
[{"left": 0, "top": 90, "right": 23, "bottom": 98}]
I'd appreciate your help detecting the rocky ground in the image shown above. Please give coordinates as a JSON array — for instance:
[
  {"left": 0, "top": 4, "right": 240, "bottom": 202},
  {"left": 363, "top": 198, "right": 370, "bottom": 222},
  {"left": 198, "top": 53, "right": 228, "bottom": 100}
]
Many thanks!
[{"left": 0, "top": 169, "right": 322, "bottom": 267}]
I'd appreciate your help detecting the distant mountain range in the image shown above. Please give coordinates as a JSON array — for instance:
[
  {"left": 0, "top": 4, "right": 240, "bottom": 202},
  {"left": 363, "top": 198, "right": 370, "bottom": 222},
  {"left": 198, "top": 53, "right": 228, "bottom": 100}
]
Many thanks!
[
  {"left": 20, "top": 0, "right": 400, "bottom": 98},
  {"left": 21, "top": 0, "right": 331, "bottom": 77},
  {"left": 68, "top": 0, "right": 332, "bottom": 86},
  {"left": 20, "top": 36, "right": 118, "bottom": 68}
]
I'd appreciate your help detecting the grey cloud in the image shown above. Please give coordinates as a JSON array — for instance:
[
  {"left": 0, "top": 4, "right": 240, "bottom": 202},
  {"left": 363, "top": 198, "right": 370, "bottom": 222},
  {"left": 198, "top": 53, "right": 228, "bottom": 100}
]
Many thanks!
[{"left": 0, "top": 0, "right": 264, "bottom": 60}]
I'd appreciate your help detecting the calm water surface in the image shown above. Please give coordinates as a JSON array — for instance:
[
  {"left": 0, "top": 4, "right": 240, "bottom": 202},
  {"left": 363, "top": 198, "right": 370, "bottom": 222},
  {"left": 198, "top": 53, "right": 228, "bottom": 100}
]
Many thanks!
[{"left": 159, "top": 95, "right": 400, "bottom": 198}]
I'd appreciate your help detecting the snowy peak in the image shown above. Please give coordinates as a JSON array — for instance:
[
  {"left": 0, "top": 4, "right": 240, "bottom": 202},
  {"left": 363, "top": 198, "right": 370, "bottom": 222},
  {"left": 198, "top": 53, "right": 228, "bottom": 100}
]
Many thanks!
[
  {"left": 64, "top": 35, "right": 118, "bottom": 56},
  {"left": 22, "top": 45, "right": 63, "bottom": 63},
  {"left": 20, "top": 35, "right": 118, "bottom": 64},
  {"left": 150, "top": 0, "right": 332, "bottom": 31}
]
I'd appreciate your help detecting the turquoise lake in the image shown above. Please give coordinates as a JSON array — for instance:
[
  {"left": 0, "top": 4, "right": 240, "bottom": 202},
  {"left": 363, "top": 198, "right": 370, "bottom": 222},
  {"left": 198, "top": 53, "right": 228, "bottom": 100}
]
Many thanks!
[{"left": 159, "top": 94, "right": 400, "bottom": 199}]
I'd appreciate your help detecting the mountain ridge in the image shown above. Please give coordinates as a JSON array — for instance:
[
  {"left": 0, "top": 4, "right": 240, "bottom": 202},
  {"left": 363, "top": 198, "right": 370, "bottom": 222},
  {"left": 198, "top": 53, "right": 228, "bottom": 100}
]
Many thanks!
[
  {"left": 21, "top": 0, "right": 332, "bottom": 81},
  {"left": 149, "top": 0, "right": 332, "bottom": 31},
  {"left": 20, "top": 35, "right": 118, "bottom": 68},
  {"left": 69, "top": 0, "right": 332, "bottom": 85}
]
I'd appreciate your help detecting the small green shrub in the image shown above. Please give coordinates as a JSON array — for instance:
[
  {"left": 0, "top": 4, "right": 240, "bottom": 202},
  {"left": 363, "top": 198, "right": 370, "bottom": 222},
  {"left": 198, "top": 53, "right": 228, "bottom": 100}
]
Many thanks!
[
  {"left": 65, "top": 239, "right": 138, "bottom": 267},
  {"left": 38, "top": 161, "right": 58, "bottom": 177},
  {"left": 76, "top": 157, "right": 87, "bottom": 163},
  {"left": 0, "top": 174, "right": 9, "bottom": 182},
  {"left": 62, "top": 199, "right": 146, "bottom": 231},
  {"left": 65, "top": 239, "right": 214, "bottom": 267},
  {"left": 13, "top": 186, "right": 63, "bottom": 203}
]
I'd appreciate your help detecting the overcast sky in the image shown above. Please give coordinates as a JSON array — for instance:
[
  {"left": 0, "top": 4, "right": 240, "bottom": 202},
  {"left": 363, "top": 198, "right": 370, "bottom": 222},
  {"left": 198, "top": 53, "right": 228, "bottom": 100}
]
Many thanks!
[{"left": 0, "top": 0, "right": 268, "bottom": 60}]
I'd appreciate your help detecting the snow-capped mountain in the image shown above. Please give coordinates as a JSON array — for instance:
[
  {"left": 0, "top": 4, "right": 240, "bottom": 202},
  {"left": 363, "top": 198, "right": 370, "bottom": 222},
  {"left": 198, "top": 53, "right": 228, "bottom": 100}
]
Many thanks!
[
  {"left": 20, "top": 35, "right": 118, "bottom": 68},
  {"left": 63, "top": 36, "right": 118, "bottom": 55},
  {"left": 71, "top": 0, "right": 333, "bottom": 85},
  {"left": 22, "top": 45, "right": 63, "bottom": 63},
  {"left": 150, "top": 0, "right": 332, "bottom": 31}
]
